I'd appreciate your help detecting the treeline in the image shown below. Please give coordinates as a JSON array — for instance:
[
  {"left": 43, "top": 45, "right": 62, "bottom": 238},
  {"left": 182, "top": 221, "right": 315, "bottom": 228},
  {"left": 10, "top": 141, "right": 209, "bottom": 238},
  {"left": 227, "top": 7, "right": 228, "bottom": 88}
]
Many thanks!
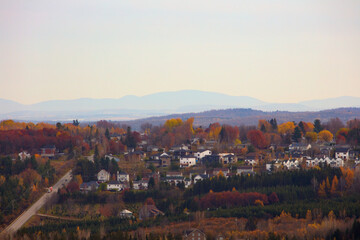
[
  {"left": 198, "top": 191, "right": 272, "bottom": 209},
  {"left": 185, "top": 167, "right": 341, "bottom": 197},
  {"left": 0, "top": 128, "right": 83, "bottom": 154},
  {"left": 207, "top": 195, "right": 360, "bottom": 219}
]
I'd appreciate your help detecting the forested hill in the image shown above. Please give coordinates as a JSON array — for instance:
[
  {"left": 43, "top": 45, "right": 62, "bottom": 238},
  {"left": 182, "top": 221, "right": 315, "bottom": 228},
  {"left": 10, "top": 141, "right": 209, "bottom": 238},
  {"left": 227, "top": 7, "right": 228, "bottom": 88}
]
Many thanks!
[{"left": 119, "top": 107, "right": 360, "bottom": 129}]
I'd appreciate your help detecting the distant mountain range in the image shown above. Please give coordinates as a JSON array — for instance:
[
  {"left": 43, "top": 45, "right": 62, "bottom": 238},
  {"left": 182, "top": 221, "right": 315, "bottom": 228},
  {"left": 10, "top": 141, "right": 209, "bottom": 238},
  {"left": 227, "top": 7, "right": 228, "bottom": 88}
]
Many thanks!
[
  {"left": 0, "top": 90, "right": 360, "bottom": 122},
  {"left": 119, "top": 108, "right": 360, "bottom": 130}
]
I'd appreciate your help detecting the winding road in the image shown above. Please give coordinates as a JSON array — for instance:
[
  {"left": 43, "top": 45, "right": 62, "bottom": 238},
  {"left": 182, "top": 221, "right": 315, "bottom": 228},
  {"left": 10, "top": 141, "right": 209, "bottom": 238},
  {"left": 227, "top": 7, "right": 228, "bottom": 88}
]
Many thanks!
[{"left": 2, "top": 170, "right": 72, "bottom": 235}]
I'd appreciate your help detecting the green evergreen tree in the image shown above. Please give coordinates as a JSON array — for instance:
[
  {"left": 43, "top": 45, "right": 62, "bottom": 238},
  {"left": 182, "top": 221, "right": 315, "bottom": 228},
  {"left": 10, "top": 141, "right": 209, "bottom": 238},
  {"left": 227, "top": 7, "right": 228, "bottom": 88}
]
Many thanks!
[
  {"left": 292, "top": 127, "right": 302, "bottom": 142},
  {"left": 105, "top": 128, "right": 110, "bottom": 140},
  {"left": 314, "top": 119, "right": 323, "bottom": 133}
]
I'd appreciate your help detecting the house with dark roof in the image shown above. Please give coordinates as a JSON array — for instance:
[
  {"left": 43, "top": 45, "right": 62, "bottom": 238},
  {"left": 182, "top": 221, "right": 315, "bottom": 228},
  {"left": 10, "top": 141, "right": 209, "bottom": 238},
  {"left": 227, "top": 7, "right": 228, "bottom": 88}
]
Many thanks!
[
  {"left": 40, "top": 145, "right": 56, "bottom": 158},
  {"left": 201, "top": 154, "right": 220, "bottom": 165},
  {"left": 139, "top": 204, "right": 164, "bottom": 220},
  {"left": 193, "top": 174, "right": 209, "bottom": 184},
  {"left": 237, "top": 166, "right": 254, "bottom": 175},
  {"left": 183, "top": 228, "right": 206, "bottom": 240},
  {"left": 117, "top": 171, "right": 129, "bottom": 182},
  {"left": 80, "top": 181, "right": 99, "bottom": 192},
  {"left": 335, "top": 147, "right": 350, "bottom": 160}
]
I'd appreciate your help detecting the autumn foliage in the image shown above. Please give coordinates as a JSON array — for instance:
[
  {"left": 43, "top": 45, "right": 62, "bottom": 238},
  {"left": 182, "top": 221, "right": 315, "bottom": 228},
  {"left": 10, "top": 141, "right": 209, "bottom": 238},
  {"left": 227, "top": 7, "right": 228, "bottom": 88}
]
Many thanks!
[
  {"left": 199, "top": 191, "right": 269, "bottom": 209},
  {"left": 0, "top": 128, "right": 82, "bottom": 154},
  {"left": 246, "top": 130, "right": 269, "bottom": 149}
]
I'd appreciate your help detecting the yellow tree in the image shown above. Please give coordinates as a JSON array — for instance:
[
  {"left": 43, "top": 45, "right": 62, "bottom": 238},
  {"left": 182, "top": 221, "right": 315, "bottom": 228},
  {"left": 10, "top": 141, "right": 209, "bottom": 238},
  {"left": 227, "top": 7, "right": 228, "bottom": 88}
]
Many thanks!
[
  {"left": 75, "top": 175, "right": 83, "bottom": 185},
  {"left": 305, "top": 132, "right": 317, "bottom": 143},
  {"left": 0, "top": 175, "right": 5, "bottom": 185},
  {"left": 44, "top": 177, "right": 49, "bottom": 187},
  {"left": 208, "top": 123, "right": 222, "bottom": 140},
  {"left": 325, "top": 177, "right": 331, "bottom": 193},
  {"left": 164, "top": 118, "right": 183, "bottom": 131},
  {"left": 278, "top": 122, "right": 295, "bottom": 135},
  {"left": 305, "top": 210, "right": 312, "bottom": 221},
  {"left": 318, "top": 130, "right": 333, "bottom": 142},
  {"left": 345, "top": 169, "right": 354, "bottom": 190},
  {"left": 318, "top": 180, "right": 326, "bottom": 198},
  {"left": 330, "top": 175, "right": 339, "bottom": 196}
]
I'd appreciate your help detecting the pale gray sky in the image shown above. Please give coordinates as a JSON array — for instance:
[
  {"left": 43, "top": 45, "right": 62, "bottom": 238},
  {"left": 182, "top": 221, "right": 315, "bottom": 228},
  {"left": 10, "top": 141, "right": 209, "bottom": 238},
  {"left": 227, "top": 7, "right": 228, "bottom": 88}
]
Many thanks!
[{"left": 1, "top": 0, "right": 359, "bottom": 104}]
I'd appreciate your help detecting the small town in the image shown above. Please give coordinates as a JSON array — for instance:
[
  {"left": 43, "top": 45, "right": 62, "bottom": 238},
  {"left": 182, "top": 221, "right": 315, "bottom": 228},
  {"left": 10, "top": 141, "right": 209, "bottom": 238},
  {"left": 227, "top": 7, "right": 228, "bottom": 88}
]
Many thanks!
[
  {"left": 0, "top": 117, "right": 360, "bottom": 239},
  {"left": 1, "top": 1, "right": 360, "bottom": 239}
]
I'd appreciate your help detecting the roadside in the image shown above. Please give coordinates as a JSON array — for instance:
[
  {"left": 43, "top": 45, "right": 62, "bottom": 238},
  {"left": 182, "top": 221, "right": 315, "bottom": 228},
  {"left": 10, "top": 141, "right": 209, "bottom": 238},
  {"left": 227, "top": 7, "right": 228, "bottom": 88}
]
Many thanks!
[{"left": 1, "top": 170, "right": 73, "bottom": 236}]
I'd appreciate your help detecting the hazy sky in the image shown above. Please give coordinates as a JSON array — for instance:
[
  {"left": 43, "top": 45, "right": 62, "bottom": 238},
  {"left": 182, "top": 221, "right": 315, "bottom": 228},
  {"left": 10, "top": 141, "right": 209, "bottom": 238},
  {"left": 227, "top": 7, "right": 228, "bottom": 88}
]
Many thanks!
[{"left": 1, "top": 0, "right": 360, "bottom": 104}]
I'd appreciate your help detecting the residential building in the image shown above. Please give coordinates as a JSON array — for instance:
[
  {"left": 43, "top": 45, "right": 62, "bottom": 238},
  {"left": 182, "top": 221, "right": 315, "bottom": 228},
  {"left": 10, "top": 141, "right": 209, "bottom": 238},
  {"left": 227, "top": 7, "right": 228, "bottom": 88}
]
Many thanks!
[
  {"left": 107, "top": 180, "right": 123, "bottom": 191},
  {"left": 283, "top": 159, "right": 299, "bottom": 170},
  {"left": 289, "top": 143, "right": 311, "bottom": 152},
  {"left": 18, "top": 151, "right": 31, "bottom": 161},
  {"left": 180, "top": 156, "right": 197, "bottom": 168},
  {"left": 306, "top": 157, "right": 344, "bottom": 168},
  {"left": 119, "top": 209, "right": 133, "bottom": 218},
  {"left": 194, "top": 150, "right": 212, "bottom": 161},
  {"left": 193, "top": 174, "right": 209, "bottom": 184},
  {"left": 139, "top": 204, "right": 164, "bottom": 220},
  {"left": 105, "top": 154, "right": 120, "bottom": 162},
  {"left": 183, "top": 228, "right": 206, "bottom": 240},
  {"left": 201, "top": 155, "right": 220, "bottom": 165},
  {"left": 40, "top": 145, "right": 56, "bottom": 158},
  {"left": 97, "top": 169, "right": 110, "bottom": 182},
  {"left": 236, "top": 166, "right": 254, "bottom": 175},
  {"left": 133, "top": 180, "right": 148, "bottom": 190},
  {"left": 160, "top": 153, "right": 171, "bottom": 167},
  {"left": 219, "top": 153, "right": 237, "bottom": 164},
  {"left": 80, "top": 181, "right": 99, "bottom": 192},
  {"left": 117, "top": 171, "right": 129, "bottom": 182},
  {"left": 335, "top": 147, "right": 350, "bottom": 160}
]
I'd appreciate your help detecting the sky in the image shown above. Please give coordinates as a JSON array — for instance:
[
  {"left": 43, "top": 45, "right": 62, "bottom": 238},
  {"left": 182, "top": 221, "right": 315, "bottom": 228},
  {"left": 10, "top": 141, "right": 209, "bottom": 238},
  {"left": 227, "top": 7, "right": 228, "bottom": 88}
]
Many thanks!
[{"left": 1, "top": 0, "right": 360, "bottom": 105}]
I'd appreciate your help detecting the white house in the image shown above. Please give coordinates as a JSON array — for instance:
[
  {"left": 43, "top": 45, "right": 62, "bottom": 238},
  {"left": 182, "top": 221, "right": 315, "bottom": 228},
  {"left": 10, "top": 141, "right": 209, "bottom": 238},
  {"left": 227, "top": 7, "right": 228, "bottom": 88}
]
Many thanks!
[
  {"left": 266, "top": 160, "right": 281, "bottom": 172},
  {"left": 219, "top": 153, "right": 236, "bottom": 164},
  {"left": 133, "top": 180, "right": 148, "bottom": 190},
  {"left": 289, "top": 143, "right": 311, "bottom": 152},
  {"left": 306, "top": 157, "right": 344, "bottom": 168},
  {"left": 335, "top": 147, "right": 350, "bottom": 160},
  {"left": 193, "top": 174, "right": 208, "bottom": 183},
  {"left": 119, "top": 209, "right": 133, "bottom": 218},
  {"left": 107, "top": 181, "right": 123, "bottom": 191},
  {"left": 245, "top": 159, "right": 257, "bottom": 166},
  {"left": 18, "top": 151, "right": 31, "bottom": 161},
  {"left": 180, "top": 156, "right": 197, "bottom": 168},
  {"left": 117, "top": 171, "right": 129, "bottom": 182},
  {"left": 283, "top": 159, "right": 299, "bottom": 170},
  {"left": 97, "top": 169, "right": 110, "bottom": 182},
  {"left": 194, "top": 150, "right": 212, "bottom": 161}
]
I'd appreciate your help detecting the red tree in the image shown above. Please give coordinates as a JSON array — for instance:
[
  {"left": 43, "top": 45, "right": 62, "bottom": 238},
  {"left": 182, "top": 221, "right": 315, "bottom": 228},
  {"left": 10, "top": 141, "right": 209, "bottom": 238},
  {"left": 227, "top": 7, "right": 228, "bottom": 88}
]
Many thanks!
[{"left": 247, "top": 130, "right": 269, "bottom": 149}]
